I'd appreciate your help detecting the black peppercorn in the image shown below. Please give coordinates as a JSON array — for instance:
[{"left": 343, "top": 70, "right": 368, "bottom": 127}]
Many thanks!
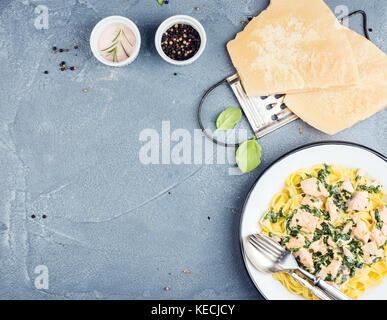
[
  {"left": 43, "top": 71, "right": 49, "bottom": 74},
  {"left": 161, "top": 24, "right": 201, "bottom": 61}
]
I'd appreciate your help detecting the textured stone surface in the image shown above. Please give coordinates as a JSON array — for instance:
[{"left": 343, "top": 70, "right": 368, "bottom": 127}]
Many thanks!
[{"left": 0, "top": 0, "right": 385, "bottom": 299}]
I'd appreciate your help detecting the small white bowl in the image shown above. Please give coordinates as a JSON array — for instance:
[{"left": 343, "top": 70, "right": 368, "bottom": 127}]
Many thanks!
[
  {"left": 90, "top": 16, "right": 141, "bottom": 67},
  {"left": 155, "top": 15, "right": 207, "bottom": 66}
]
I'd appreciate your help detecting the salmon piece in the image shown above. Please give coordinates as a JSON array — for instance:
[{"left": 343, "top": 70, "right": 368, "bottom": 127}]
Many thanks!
[
  {"left": 327, "top": 236, "right": 338, "bottom": 250},
  {"left": 288, "top": 235, "right": 305, "bottom": 249},
  {"left": 369, "top": 180, "right": 381, "bottom": 187},
  {"left": 301, "top": 195, "right": 323, "bottom": 209},
  {"left": 294, "top": 248, "right": 314, "bottom": 271},
  {"left": 370, "top": 226, "right": 387, "bottom": 248},
  {"left": 381, "top": 225, "right": 387, "bottom": 237},
  {"left": 309, "top": 239, "right": 327, "bottom": 254},
  {"left": 290, "top": 210, "right": 319, "bottom": 234},
  {"left": 301, "top": 178, "right": 329, "bottom": 198},
  {"left": 325, "top": 197, "right": 339, "bottom": 221},
  {"left": 357, "top": 169, "right": 366, "bottom": 177},
  {"left": 339, "top": 178, "right": 354, "bottom": 193},
  {"left": 351, "top": 219, "right": 370, "bottom": 244},
  {"left": 270, "top": 235, "right": 281, "bottom": 243},
  {"left": 342, "top": 266, "right": 351, "bottom": 276},
  {"left": 378, "top": 205, "right": 387, "bottom": 224},
  {"left": 305, "top": 234, "right": 314, "bottom": 242},
  {"left": 347, "top": 191, "right": 369, "bottom": 211},
  {"left": 362, "top": 241, "right": 384, "bottom": 264},
  {"left": 317, "top": 268, "right": 327, "bottom": 280},
  {"left": 343, "top": 246, "right": 354, "bottom": 259},
  {"left": 342, "top": 221, "right": 353, "bottom": 234},
  {"left": 325, "top": 259, "right": 341, "bottom": 278}
]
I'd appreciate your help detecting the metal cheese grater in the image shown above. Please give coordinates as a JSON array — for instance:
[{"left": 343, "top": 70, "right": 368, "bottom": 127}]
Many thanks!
[
  {"left": 227, "top": 73, "right": 298, "bottom": 138},
  {"left": 198, "top": 10, "right": 370, "bottom": 147}
]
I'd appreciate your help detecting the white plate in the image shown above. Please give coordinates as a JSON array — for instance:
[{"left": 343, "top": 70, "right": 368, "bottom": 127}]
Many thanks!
[{"left": 240, "top": 141, "right": 387, "bottom": 300}]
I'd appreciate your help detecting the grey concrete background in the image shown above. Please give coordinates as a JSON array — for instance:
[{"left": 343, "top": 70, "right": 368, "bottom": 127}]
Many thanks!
[{"left": 0, "top": 0, "right": 385, "bottom": 299}]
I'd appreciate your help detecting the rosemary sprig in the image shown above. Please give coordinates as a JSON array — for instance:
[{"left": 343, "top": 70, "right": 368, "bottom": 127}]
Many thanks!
[
  {"left": 120, "top": 41, "right": 130, "bottom": 58},
  {"left": 106, "top": 47, "right": 119, "bottom": 62},
  {"left": 101, "top": 28, "right": 133, "bottom": 62}
]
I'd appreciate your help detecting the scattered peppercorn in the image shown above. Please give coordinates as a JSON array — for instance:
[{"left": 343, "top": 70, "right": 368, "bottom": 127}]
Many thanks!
[
  {"left": 60, "top": 67, "right": 66, "bottom": 71},
  {"left": 52, "top": 50, "right": 56, "bottom": 54},
  {"left": 83, "top": 88, "right": 88, "bottom": 93},
  {"left": 173, "top": 72, "right": 177, "bottom": 76},
  {"left": 43, "top": 71, "right": 49, "bottom": 74},
  {"left": 247, "top": 16, "right": 253, "bottom": 21},
  {"left": 164, "top": 286, "right": 170, "bottom": 291},
  {"left": 74, "top": 45, "right": 78, "bottom": 49},
  {"left": 241, "top": 21, "right": 246, "bottom": 25},
  {"left": 60, "top": 61, "right": 66, "bottom": 67},
  {"left": 64, "top": 49, "right": 69, "bottom": 52},
  {"left": 299, "top": 128, "right": 303, "bottom": 135},
  {"left": 70, "top": 66, "right": 77, "bottom": 71},
  {"left": 42, "top": 215, "right": 47, "bottom": 219},
  {"left": 161, "top": 24, "right": 201, "bottom": 61},
  {"left": 368, "top": 28, "right": 373, "bottom": 32},
  {"left": 195, "top": 7, "right": 200, "bottom": 11},
  {"left": 183, "top": 269, "right": 190, "bottom": 274},
  {"left": 59, "top": 49, "right": 64, "bottom": 52},
  {"left": 31, "top": 215, "right": 36, "bottom": 219},
  {"left": 207, "top": 216, "right": 210, "bottom": 220},
  {"left": 52, "top": 46, "right": 57, "bottom": 50}
]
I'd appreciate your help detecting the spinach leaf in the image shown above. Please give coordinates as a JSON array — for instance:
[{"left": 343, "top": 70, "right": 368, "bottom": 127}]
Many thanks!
[
  {"left": 215, "top": 107, "right": 242, "bottom": 131},
  {"left": 300, "top": 204, "right": 312, "bottom": 213},
  {"left": 235, "top": 139, "right": 262, "bottom": 173},
  {"left": 280, "top": 236, "right": 290, "bottom": 246},
  {"left": 374, "top": 209, "right": 383, "bottom": 230},
  {"left": 317, "top": 164, "right": 330, "bottom": 185},
  {"left": 264, "top": 208, "right": 284, "bottom": 223},
  {"left": 356, "top": 184, "right": 381, "bottom": 193}
]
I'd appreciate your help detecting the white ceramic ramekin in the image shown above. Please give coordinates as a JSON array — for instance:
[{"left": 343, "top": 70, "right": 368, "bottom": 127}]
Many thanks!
[
  {"left": 155, "top": 15, "right": 207, "bottom": 66},
  {"left": 90, "top": 16, "right": 141, "bottom": 67}
]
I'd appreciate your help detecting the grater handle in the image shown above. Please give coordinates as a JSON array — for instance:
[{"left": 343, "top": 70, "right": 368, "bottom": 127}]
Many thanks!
[{"left": 197, "top": 77, "right": 256, "bottom": 148}]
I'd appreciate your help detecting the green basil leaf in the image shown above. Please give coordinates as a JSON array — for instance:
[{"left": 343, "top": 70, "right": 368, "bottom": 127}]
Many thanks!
[
  {"left": 216, "top": 107, "right": 242, "bottom": 131},
  {"left": 236, "top": 139, "right": 262, "bottom": 173},
  {"left": 158, "top": 0, "right": 164, "bottom": 5}
]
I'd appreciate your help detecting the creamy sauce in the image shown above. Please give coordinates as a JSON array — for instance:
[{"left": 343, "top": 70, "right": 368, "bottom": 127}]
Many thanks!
[{"left": 98, "top": 23, "right": 136, "bottom": 63}]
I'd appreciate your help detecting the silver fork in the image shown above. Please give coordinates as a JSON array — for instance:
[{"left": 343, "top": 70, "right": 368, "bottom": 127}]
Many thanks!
[{"left": 247, "top": 233, "right": 351, "bottom": 300}]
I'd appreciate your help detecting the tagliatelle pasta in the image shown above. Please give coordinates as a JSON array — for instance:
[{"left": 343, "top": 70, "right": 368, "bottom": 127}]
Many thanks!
[{"left": 259, "top": 164, "right": 387, "bottom": 300}]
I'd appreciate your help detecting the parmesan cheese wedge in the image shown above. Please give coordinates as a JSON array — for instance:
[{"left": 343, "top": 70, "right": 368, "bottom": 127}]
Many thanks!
[
  {"left": 227, "top": 0, "right": 359, "bottom": 96},
  {"left": 284, "top": 28, "right": 387, "bottom": 135}
]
